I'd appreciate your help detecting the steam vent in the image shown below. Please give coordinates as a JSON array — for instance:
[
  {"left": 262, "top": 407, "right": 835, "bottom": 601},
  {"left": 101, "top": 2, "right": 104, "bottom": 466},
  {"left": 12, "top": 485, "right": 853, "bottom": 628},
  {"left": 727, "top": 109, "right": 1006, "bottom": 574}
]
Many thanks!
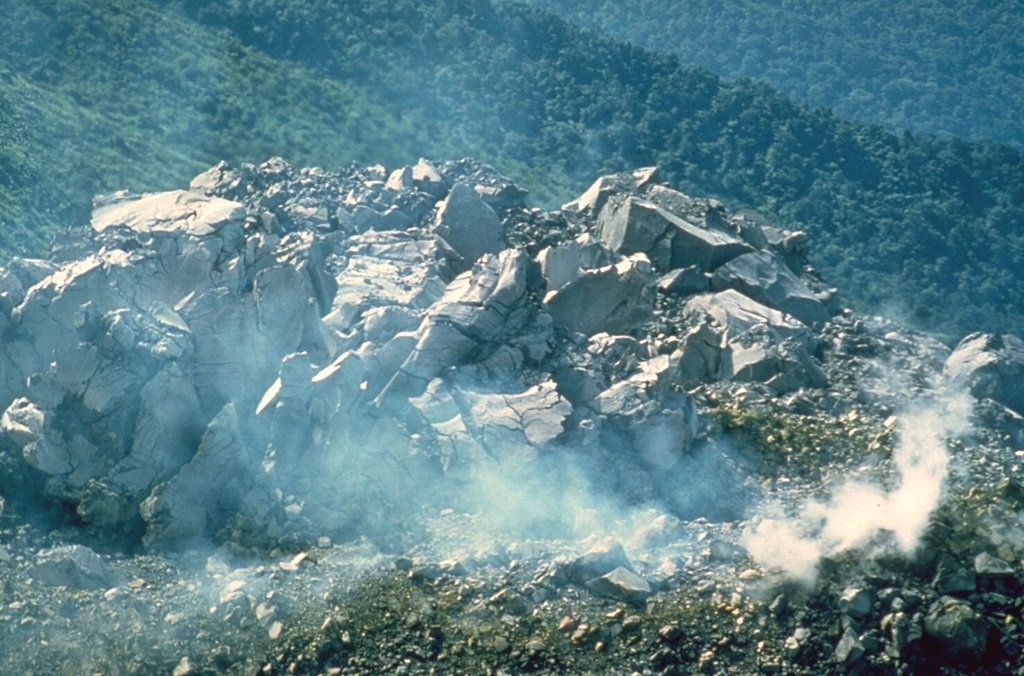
[{"left": 2, "top": 157, "right": 1024, "bottom": 674}]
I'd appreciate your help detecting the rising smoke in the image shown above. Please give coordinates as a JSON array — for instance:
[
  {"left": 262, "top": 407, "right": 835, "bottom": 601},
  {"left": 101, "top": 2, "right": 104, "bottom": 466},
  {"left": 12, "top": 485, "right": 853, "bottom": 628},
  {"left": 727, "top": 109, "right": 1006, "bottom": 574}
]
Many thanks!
[{"left": 742, "top": 389, "right": 973, "bottom": 583}]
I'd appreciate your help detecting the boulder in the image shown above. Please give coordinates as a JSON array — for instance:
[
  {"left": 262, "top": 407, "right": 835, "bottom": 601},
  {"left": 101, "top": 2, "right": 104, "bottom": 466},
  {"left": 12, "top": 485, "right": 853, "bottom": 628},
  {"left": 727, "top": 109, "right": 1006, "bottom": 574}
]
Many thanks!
[
  {"left": 568, "top": 538, "right": 636, "bottom": 584},
  {"left": 438, "top": 158, "right": 528, "bottom": 211},
  {"left": 833, "top": 628, "right": 865, "bottom": 665},
  {"left": 410, "top": 158, "right": 449, "bottom": 198},
  {"left": 432, "top": 182, "right": 505, "bottom": 270},
  {"left": 0, "top": 257, "right": 58, "bottom": 315},
  {"left": 409, "top": 377, "right": 571, "bottom": 471},
  {"left": 710, "top": 250, "right": 829, "bottom": 326},
  {"left": 680, "top": 290, "right": 826, "bottom": 393},
  {"left": 545, "top": 255, "right": 655, "bottom": 337},
  {"left": 324, "top": 232, "right": 458, "bottom": 332},
  {"left": 658, "top": 266, "right": 708, "bottom": 297},
  {"left": 585, "top": 566, "right": 652, "bottom": 604},
  {"left": 409, "top": 378, "right": 487, "bottom": 470},
  {"left": 595, "top": 197, "right": 752, "bottom": 271},
  {"left": 1, "top": 397, "right": 69, "bottom": 475},
  {"left": 385, "top": 165, "right": 414, "bottom": 192},
  {"left": 90, "top": 190, "right": 244, "bottom": 239},
  {"left": 32, "top": 544, "right": 125, "bottom": 590},
  {"left": 462, "top": 381, "right": 572, "bottom": 450},
  {"left": 838, "top": 586, "right": 875, "bottom": 619},
  {"left": 943, "top": 333, "right": 1024, "bottom": 415},
  {"left": 562, "top": 167, "right": 660, "bottom": 216},
  {"left": 77, "top": 365, "right": 205, "bottom": 529},
  {"left": 536, "top": 234, "right": 617, "bottom": 293},
  {"left": 592, "top": 365, "right": 699, "bottom": 470},
  {"left": 923, "top": 597, "right": 989, "bottom": 664}
]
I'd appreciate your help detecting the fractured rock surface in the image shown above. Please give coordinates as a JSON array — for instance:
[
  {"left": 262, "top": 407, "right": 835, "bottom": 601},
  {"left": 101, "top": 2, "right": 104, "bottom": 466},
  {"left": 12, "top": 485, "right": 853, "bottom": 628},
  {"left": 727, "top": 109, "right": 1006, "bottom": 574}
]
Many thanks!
[
  {"left": 2, "top": 157, "right": 1024, "bottom": 676},
  {"left": 0, "top": 155, "right": 964, "bottom": 558}
]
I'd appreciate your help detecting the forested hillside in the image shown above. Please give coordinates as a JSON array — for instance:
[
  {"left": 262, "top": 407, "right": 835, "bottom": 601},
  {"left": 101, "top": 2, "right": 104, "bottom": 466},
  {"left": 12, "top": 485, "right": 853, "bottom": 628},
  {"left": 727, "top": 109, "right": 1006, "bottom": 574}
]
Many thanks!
[
  {"left": 527, "top": 0, "right": 1024, "bottom": 150},
  {"left": 0, "top": 0, "right": 492, "bottom": 257},
  {"left": 2, "top": 0, "right": 1024, "bottom": 340},
  {"left": 152, "top": 0, "right": 1024, "bottom": 338}
]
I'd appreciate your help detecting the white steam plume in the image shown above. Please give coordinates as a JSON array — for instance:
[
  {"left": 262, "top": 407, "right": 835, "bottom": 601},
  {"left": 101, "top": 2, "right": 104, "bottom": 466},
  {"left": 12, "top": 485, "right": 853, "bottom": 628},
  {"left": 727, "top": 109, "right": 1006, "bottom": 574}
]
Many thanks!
[{"left": 743, "top": 390, "right": 972, "bottom": 583}]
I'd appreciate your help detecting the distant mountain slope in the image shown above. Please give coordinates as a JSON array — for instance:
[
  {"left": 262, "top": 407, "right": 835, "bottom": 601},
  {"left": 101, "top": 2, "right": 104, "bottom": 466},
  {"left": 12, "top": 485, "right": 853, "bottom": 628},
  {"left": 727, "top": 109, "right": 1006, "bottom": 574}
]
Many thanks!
[
  {"left": 2, "top": 0, "right": 1024, "bottom": 340},
  {"left": 526, "top": 0, "right": 1024, "bottom": 149},
  {"left": 154, "top": 0, "right": 1024, "bottom": 338},
  {"left": 0, "top": 0, "right": 479, "bottom": 257}
]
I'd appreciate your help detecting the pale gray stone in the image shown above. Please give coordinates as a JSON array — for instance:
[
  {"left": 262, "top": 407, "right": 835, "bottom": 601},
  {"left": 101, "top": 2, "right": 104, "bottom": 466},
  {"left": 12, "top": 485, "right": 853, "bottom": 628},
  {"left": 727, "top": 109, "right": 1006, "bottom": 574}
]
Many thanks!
[
  {"left": 545, "top": 255, "right": 655, "bottom": 337},
  {"left": 585, "top": 566, "right": 652, "bottom": 604},
  {"left": 596, "top": 197, "right": 752, "bottom": 271},
  {"left": 944, "top": 332, "right": 1024, "bottom": 415},
  {"left": 33, "top": 544, "right": 125, "bottom": 590},
  {"left": 140, "top": 403, "right": 252, "bottom": 550},
  {"left": 711, "top": 250, "right": 830, "bottom": 326},
  {"left": 432, "top": 182, "right": 504, "bottom": 270}
]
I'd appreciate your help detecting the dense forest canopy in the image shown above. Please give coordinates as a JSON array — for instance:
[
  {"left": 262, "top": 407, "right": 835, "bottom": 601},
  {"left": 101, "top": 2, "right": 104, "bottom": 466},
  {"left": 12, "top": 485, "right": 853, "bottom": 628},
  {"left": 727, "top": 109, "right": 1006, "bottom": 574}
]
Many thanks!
[
  {"left": 1, "top": 0, "right": 1023, "bottom": 341},
  {"left": 526, "top": 0, "right": 1024, "bottom": 150}
]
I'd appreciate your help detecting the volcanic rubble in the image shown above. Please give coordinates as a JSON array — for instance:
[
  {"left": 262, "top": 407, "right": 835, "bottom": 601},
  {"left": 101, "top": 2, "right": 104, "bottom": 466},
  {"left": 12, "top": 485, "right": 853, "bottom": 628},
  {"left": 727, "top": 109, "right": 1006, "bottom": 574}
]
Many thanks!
[{"left": 1, "top": 157, "right": 1024, "bottom": 675}]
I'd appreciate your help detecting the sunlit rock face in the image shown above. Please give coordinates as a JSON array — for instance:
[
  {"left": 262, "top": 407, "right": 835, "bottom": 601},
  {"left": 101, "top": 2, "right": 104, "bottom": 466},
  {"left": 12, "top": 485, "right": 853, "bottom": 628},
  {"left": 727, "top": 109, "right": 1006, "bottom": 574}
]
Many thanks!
[
  {"left": 6, "top": 157, "right": 1024, "bottom": 676},
  {"left": 0, "top": 156, "right": 843, "bottom": 552}
]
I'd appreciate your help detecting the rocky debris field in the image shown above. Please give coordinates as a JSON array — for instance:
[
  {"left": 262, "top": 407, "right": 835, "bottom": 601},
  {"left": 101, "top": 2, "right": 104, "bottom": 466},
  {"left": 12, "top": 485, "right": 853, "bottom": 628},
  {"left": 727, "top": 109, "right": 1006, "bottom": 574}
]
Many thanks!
[{"left": 2, "top": 157, "right": 1024, "bottom": 674}]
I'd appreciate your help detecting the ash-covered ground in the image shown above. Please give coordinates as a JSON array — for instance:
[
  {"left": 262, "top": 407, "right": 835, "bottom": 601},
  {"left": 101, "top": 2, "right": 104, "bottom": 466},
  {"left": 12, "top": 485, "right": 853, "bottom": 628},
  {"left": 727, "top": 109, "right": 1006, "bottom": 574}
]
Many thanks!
[{"left": 1, "top": 158, "right": 1024, "bottom": 675}]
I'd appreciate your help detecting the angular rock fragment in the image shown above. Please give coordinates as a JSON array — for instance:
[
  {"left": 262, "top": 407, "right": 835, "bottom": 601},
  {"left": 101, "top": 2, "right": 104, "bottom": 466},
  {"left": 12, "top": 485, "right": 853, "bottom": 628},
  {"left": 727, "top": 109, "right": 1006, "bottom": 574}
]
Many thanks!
[
  {"left": 324, "top": 231, "right": 457, "bottom": 332},
  {"left": 545, "top": 255, "right": 655, "bottom": 337},
  {"left": 838, "top": 586, "right": 874, "bottom": 619},
  {"left": 680, "top": 290, "right": 825, "bottom": 393},
  {"left": 464, "top": 381, "right": 572, "bottom": 450},
  {"left": 568, "top": 538, "right": 635, "bottom": 584},
  {"left": 923, "top": 597, "right": 989, "bottom": 663},
  {"left": 140, "top": 403, "right": 253, "bottom": 550},
  {"left": 710, "top": 250, "right": 830, "bottom": 326},
  {"left": 592, "top": 364, "right": 698, "bottom": 469},
  {"left": 585, "top": 566, "right": 652, "bottom": 604},
  {"left": 90, "top": 190, "right": 245, "bottom": 238},
  {"left": 658, "top": 266, "right": 708, "bottom": 297},
  {"left": 596, "top": 197, "right": 752, "bottom": 271},
  {"left": 77, "top": 365, "right": 205, "bottom": 529},
  {"left": 562, "top": 166, "right": 660, "bottom": 216},
  {"left": 432, "top": 182, "right": 505, "bottom": 270},
  {"left": 537, "top": 234, "right": 616, "bottom": 293},
  {"left": 438, "top": 158, "right": 528, "bottom": 211},
  {"left": 410, "top": 379, "right": 486, "bottom": 469},
  {"left": 410, "top": 158, "right": 449, "bottom": 198},
  {"left": 377, "top": 249, "right": 535, "bottom": 404},
  {"left": 32, "top": 544, "right": 125, "bottom": 590},
  {"left": 1, "top": 398, "right": 69, "bottom": 475},
  {"left": 944, "top": 332, "right": 1024, "bottom": 414},
  {"left": 834, "top": 627, "right": 866, "bottom": 665}
]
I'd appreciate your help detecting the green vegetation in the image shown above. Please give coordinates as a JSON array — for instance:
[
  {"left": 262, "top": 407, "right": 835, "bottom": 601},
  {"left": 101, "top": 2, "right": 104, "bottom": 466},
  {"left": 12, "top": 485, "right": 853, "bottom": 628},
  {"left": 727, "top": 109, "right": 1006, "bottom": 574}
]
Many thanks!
[
  {"left": 3, "top": 0, "right": 1024, "bottom": 339},
  {"left": 527, "top": 0, "right": 1024, "bottom": 150},
  {"left": 0, "top": 0, "right": 469, "bottom": 256},
  {"left": 711, "top": 399, "right": 891, "bottom": 480}
]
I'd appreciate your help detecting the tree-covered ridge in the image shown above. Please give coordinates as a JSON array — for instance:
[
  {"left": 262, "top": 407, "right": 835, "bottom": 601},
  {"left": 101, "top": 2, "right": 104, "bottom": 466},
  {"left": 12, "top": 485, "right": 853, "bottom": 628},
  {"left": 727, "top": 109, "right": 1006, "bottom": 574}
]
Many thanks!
[
  {"left": 157, "top": 0, "right": 1024, "bottom": 339},
  {"left": 2, "top": 0, "right": 1024, "bottom": 340},
  {"left": 526, "top": 0, "right": 1024, "bottom": 150},
  {"left": 0, "top": 0, "right": 479, "bottom": 257}
]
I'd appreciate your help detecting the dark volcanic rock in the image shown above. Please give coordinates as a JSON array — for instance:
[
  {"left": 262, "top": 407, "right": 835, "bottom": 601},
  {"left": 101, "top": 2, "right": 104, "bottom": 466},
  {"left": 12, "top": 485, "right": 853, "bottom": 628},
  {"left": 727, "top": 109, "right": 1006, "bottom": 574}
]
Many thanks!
[{"left": 923, "top": 597, "right": 989, "bottom": 664}]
